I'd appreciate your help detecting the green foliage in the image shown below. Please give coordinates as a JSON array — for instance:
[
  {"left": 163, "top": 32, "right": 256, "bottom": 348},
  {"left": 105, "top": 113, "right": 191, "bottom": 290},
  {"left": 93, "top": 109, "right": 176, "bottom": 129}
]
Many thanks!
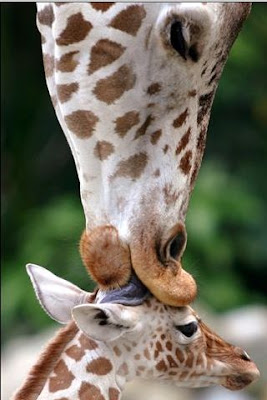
[{"left": 2, "top": 4, "right": 267, "bottom": 343}]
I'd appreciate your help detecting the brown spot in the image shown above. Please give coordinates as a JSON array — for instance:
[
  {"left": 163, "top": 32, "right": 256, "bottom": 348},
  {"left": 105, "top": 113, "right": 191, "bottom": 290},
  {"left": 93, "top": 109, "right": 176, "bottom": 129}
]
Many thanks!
[
  {"left": 113, "top": 346, "right": 122, "bottom": 357},
  {"left": 79, "top": 334, "right": 98, "bottom": 350},
  {"left": 112, "top": 152, "right": 148, "bottom": 181},
  {"left": 167, "top": 355, "right": 178, "bottom": 368},
  {"left": 91, "top": 3, "right": 114, "bottom": 12},
  {"left": 173, "top": 108, "right": 189, "bottom": 128},
  {"left": 56, "top": 51, "right": 79, "bottom": 72},
  {"left": 154, "top": 349, "right": 159, "bottom": 358},
  {"left": 43, "top": 54, "right": 54, "bottom": 78},
  {"left": 160, "top": 334, "right": 166, "bottom": 340},
  {"left": 150, "top": 129, "right": 162, "bottom": 145},
  {"left": 109, "top": 387, "right": 120, "bottom": 400},
  {"left": 134, "top": 353, "right": 141, "bottom": 360},
  {"left": 56, "top": 13, "right": 92, "bottom": 46},
  {"left": 163, "top": 184, "right": 179, "bottom": 205},
  {"left": 188, "top": 89, "right": 197, "bottom": 97},
  {"left": 179, "top": 150, "right": 192, "bottom": 175},
  {"left": 65, "top": 110, "right": 99, "bottom": 139},
  {"left": 57, "top": 82, "right": 78, "bottom": 103},
  {"left": 94, "top": 64, "right": 136, "bottom": 104},
  {"left": 89, "top": 39, "right": 125, "bottom": 74},
  {"left": 176, "top": 347, "right": 185, "bottom": 363},
  {"left": 163, "top": 144, "right": 169, "bottom": 154},
  {"left": 49, "top": 360, "right": 74, "bottom": 392},
  {"left": 197, "top": 126, "right": 207, "bottom": 153},
  {"left": 197, "top": 91, "right": 214, "bottom": 124},
  {"left": 87, "top": 357, "right": 113, "bottom": 375},
  {"left": 190, "top": 163, "right": 199, "bottom": 187},
  {"left": 166, "top": 341, "right": 172, "bottom": 351},
  {"left": 123, "top": 344, "right": 131, "bottom": 352},
  {"left": 147, "top": 82, "right": 161, "bottom": 95},
  {"left": 94, "top": 140, "right": 114, "bottom": 161},
  {"left": 175, "top": 127, "right": 191, "bottom": 155},
  {"left": 38, "top": 5, "right": 54, "bottom": 26},
  {"left": 153, "top": 169, "right": 160, "bottom": 177},
  {"left": 185, "top": 350, "right": 194, "bottom": 368},
  {"left": 115, "top": 111, "right": 140, "bottom": 138},
  {"left": 156, "top": 341, "right": 163, "bottom": 352},
  {"left": 144, "top": 348, "right": 151, "bottom": 360},
  {"left": 134, "top": 115, "right": 154, "bottom": 139},
  {"left": 117, "top": 362, "right": 129, "bottom": 376},
  {"left": 109, "top": 5, "right": 146, "bottom": 36},
  {"left": 156, "top": 359, "right": 167, "bottom": 372},
  {"left": 79, "top": 382, "right": 105, "bottom": 400},
  {"left": 65, "top": 344, "right": 84, "bottom": 361}
]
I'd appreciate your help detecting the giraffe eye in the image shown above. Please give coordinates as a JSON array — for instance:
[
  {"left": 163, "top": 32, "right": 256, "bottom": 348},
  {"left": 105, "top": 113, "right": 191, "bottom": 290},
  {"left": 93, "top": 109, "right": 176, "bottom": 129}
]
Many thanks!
[
  {"left": 176, "top": 321, "right": 198, "bottom": 337},
  {"left": 170, "top": 21, "right": 187, "bottom": 60}
]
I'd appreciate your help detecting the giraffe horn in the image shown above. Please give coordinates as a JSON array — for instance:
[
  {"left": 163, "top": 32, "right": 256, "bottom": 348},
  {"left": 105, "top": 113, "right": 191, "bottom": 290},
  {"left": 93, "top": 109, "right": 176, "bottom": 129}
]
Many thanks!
[{"left": 98, "top": 273, "right": 150, "bottom": 306}]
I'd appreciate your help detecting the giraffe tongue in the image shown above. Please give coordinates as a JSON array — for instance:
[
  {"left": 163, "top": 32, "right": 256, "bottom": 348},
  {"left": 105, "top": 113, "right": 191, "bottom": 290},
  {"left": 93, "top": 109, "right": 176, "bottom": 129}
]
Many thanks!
[{"left": 99, "top": 273, "right": 150, "bottom": 306}]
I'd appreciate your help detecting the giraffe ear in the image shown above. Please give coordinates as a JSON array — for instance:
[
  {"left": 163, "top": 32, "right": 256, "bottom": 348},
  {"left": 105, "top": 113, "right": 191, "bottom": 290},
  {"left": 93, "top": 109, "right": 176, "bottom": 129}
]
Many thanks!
[
  {"left": 72, "top": 303, "right": 140, "bottom": 342},
  {"left": 26, "top": 264, "right": 89, "bottom": 324}
]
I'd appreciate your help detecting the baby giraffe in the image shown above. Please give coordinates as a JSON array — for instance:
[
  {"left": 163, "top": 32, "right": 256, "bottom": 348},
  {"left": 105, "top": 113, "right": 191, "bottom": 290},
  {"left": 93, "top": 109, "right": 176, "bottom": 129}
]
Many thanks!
[{"left": 14, "top": 265, "right": 259, "bottom": 400}]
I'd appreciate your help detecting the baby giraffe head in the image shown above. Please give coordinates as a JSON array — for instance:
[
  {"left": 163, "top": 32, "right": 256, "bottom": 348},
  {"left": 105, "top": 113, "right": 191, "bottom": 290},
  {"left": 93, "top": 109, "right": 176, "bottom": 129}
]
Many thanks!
[{"left": 27, "top": 264, "right": 259, "bottom": 392}]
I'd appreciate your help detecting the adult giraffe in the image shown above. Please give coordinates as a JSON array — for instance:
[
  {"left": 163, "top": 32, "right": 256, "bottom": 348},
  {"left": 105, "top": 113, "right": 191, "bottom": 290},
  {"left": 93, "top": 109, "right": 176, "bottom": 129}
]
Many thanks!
[
  {"left": 36, "top": 3, "right": 251, "bottom": 306},
  {"left": 13, "top": 264, "right": 259, "bottom": 400}
]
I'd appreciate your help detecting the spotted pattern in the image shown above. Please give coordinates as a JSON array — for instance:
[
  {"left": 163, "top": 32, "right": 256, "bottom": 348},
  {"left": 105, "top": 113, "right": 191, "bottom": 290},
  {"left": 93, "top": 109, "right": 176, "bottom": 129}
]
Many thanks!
[
  {"left": 94, "top": 140, "right": 115, "bottom": 161},
  {"left": 179, "top": 150, "right": 192, "bottom": 175},
  {"left": 86, "top": 357, "right": 113, "bottom": 375},
  {"left": 150, "top": 130, "right": 162, "bottom": 145},
  {"left": 109, "top": 387, "right": 120, "bottom": 400},
  {"left": 56, "top": 51, "right": 79, "bottom": 72},
  {"left": 112, "top": 152, "right": 148, "bottom": 181},
  {"left": 65, "top": 110, "right": 99, "bottom": 139},
  {"left": 43, "top": 54, "right": 54, "bottom": 78},
  {"left": 109, "top": 5, "right": 146, "bottom": 36},
  {"left": 38, "top": 5, "right": 54, "bottom": 27},
  {"left": 94, "top": 64, "right": 136, "bottom": 104},
  {"left": 115, "top": 111, "right": 140, "bottom": 138},
  {"left": 88, "top": 39, "right": 125, "bottom": 74},
  {"left": 49, "top": 360, "right": 74, "bottom": 392},
  {"left": 57, "top": 83, "right": 78, "bottom": 103},
  {"left": 56, "top": 13, "right": 92, "bottom": 46},
  {"left": 134, "top": 115, "right": 154, "bottom": 139},
  {"left": 173, "top": 108, "right": 189, "bottom": 128},
  {"left": 91, "top": 3, "right": 115, "bottom": 12},
  {"left": 79, "top": 382, "right": 105, "bottom": 400},
  {"left": 176, "top": 127, "right": 191, "bottom": 155}
]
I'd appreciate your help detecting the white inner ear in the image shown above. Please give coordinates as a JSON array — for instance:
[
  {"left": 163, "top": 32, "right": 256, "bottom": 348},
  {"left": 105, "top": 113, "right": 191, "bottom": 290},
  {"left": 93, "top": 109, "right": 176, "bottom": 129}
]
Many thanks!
[
  {"left": 72, "top": 304, "right": 139, "bottom": 342},
  {"left": 26, "top": 263, "right": 89, "bottom": 324}
]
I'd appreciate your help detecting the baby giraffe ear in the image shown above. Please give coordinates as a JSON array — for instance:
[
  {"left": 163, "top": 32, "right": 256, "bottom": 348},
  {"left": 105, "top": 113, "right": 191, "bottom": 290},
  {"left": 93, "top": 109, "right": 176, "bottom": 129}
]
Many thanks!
[
  {"left": 26, "top": 264, "right": 89, "bottom": 324},
  {"left": 72, "top": 303, "right": 140, "bottom": 342}
]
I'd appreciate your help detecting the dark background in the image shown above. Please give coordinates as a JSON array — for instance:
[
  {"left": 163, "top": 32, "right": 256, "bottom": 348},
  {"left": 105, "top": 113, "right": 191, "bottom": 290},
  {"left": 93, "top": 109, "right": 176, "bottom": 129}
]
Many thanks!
[{"left": 2, "top": 3, "right": 267, "bottom": 345}]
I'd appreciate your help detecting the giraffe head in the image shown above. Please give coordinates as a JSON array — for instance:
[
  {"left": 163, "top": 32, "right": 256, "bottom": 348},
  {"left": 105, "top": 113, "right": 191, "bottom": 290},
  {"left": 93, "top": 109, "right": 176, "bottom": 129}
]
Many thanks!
[
  {"left": 37, "top": 3, "right": 251, "bottom": 306},
  {"left": 27, "top": 264, "right": 259, "bottom": 391}
]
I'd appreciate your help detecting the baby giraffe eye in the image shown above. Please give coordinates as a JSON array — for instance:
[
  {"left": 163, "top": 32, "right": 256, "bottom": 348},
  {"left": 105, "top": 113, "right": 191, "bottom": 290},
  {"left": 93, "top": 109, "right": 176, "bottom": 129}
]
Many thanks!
[{"left": 176, "top": 321, "right": 198, "bottom": 337}]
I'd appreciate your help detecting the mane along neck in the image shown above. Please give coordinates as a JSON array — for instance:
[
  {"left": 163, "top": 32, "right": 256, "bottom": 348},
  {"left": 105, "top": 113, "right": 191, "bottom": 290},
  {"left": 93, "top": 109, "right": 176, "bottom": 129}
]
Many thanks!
[{"left": 13, "top": 322, "right": 78, "bottom": 400}]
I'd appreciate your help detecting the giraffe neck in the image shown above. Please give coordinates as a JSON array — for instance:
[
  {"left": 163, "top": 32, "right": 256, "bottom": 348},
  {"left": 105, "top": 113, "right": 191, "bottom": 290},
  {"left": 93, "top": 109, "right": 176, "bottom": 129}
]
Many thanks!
[{"left": 36, "top": 3, "right": 222, "bottom": 238}]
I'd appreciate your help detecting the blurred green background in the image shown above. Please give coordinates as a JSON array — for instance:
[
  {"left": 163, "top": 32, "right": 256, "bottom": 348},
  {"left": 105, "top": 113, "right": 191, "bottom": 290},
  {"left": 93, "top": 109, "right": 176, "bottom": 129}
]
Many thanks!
[{"left": 1, "top": 4, "right": 267, "bottom": 345}]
